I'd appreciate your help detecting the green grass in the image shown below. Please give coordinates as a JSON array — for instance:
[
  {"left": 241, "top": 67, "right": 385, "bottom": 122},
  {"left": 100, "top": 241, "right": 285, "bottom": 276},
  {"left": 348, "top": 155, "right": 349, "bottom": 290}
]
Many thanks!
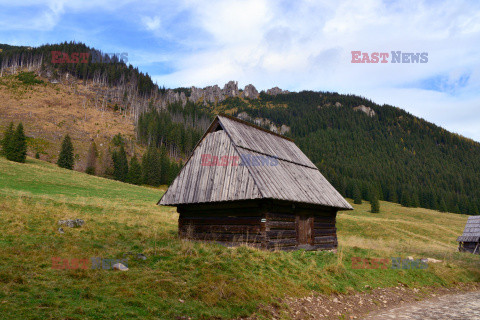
[{"left": 0, "top": 157, "right": 479, "bottom": 319}]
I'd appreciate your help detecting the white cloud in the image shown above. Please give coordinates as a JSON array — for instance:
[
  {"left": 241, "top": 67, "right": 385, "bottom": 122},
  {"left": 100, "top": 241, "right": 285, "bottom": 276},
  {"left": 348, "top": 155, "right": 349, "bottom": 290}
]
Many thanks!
[{"left": 142, "top": 16, "right": 162, "bottom": 31}]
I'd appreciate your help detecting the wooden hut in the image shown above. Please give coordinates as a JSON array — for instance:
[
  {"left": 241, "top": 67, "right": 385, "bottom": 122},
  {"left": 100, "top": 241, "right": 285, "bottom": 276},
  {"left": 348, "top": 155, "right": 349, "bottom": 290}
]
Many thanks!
[
  {"left": 158, "top": 114, "right": 353, "bottom": 251},
  {"left": 457, "top": 216, "right": 480, "bottom": 254}
]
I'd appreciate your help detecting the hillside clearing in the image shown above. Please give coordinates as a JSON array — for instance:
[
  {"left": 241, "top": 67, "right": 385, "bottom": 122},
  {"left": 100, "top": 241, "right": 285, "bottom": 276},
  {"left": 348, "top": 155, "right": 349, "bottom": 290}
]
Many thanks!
[
  {"left": 0, "top": 73, "right": 138, "bottom": 169},
  {"left": 0, "top": 157, "right": 479, "bottom": 319}
]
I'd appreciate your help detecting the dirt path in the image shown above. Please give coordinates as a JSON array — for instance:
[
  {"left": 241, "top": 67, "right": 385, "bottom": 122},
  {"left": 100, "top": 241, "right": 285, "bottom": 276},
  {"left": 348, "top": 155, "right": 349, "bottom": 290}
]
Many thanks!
[
  {"left": 362, "top": 291, "right": 480, "bottom": 319},
  {"left": 242, "top": 283, "right": 480, "bottom": 319}
]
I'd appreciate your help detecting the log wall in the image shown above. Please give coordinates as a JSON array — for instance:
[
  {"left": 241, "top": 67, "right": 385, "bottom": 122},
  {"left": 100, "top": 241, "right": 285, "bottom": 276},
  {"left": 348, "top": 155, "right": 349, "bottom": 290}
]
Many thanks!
[
  {"left": 177, "top": 201, "right": 338, "bottom": 251},
  {"left": 311, "top": 214, "right": 337, "bottom": 251},
  {"left": 178, "top": 206, "right": 265, "bottom": 246},
  {"left": 265, "top": 212, "right": 297, "bottom": 250}
]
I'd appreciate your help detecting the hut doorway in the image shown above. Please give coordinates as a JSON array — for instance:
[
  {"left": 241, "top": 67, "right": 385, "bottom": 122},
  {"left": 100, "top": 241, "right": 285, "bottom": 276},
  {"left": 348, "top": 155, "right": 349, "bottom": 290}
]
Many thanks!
[{"left": 296, "top": 215, "right": 313, "bottom": 246}]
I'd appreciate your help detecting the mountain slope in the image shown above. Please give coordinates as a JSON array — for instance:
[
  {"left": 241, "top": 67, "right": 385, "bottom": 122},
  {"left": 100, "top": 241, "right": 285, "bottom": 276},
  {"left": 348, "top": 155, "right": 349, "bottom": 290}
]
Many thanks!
[
  {"left": 0, "top": 71, "right": 137, "bottom": 172},
  {"left": 1, "top": 41, "right": 480, "bottom": 214}
]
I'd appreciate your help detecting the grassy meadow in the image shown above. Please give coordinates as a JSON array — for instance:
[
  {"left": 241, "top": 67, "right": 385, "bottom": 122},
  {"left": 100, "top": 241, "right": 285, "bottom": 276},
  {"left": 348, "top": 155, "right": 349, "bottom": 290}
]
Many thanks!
[{"left": 0, "top": 156, "right": 479, "bottom": 319}]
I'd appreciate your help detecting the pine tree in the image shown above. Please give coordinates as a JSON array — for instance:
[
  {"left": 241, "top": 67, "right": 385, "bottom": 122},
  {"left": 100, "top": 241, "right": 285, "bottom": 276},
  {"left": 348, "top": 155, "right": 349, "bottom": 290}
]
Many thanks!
[
  {"left": 370, "top": 189, "right": 380, "bottom": 213},
  {"left": 127, "top": 155, "right": 142, "bottom": 185},
  {"left": 1, "top": 122, "right": 14, "bottom": 157},
  {"left": 86, "top": 141, "right": 98, "bottom": 175},
  {"left": 387, "top": 184, "right": 398, "bottom": 203},
  {"left": 400, "top": 189, "right": 413, "bottom": 207},
  {"left": 438, "top": 198, "right": 448, "bottom": 212},
  {"left": 101, "top": 149, "right": 115, "bottom": 178},
  {"left": 411, "top": 192, "right": 420, "bottom": 208},
  {"left": 159, "top": 147, "right": 170, "bottom": 184},
  {"left": 339, "top": 177, "right": 347, "bottom": 197},
  {"left": 9, "top": 123, "right": 27, "bottom": 163},
  {"left": 353, "top": 184, "right": 362, "bottom": 204},
  {"left": 468, "top": 201, "right": 479, "bottom": 216},
  {"left": 346, "top": 180, "right": 355, "bottom": 198},
  {"left": 142, "top": 146, "right": 161, "bottom": 186},
  {"left": 453, "top": 204, "right": 461, "bottom": 214},
  {"left": 112, "top": 145, "right": 128, "bottom": 182},
  {"left": 57, "top": 134, "right": 74, "bottom": 169}
]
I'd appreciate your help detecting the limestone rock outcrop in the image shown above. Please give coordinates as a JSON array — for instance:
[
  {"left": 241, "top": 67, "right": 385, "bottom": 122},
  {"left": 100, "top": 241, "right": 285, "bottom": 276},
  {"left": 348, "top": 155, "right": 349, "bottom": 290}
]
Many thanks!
[
  {"left": 243, "top": 84, "right": 259, "bottom": 99},
  {"left": 353, "top": 105, "right": 376, "bottom": 117},
  {"left": 265, "top": 87, "right": 289, "bottom": 96}
]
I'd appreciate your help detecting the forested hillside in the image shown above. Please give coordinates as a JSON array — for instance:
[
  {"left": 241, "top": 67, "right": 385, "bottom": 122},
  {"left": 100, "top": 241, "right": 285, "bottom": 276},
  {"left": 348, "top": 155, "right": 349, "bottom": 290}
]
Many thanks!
[
  {"left": 1, "top": 41, "right": 479, "bottom": 215},
  {"left": 216, "top": 92, "right": 480, "bottom": 215},
  {"left": 0, "top": 41, "right": 155, "bottom": 94}
]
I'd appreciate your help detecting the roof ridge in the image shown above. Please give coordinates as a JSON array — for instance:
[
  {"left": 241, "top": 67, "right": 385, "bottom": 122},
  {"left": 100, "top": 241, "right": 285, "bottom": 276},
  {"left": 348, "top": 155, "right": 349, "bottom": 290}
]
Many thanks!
[{"left": 218, "top": 113, "right": 294, "bottom": 142}]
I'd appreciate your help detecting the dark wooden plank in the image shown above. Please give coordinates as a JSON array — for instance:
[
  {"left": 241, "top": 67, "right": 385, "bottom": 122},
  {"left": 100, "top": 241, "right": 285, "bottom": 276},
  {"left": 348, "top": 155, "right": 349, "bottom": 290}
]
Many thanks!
[
  {"left": 314, "top": 235, "right": 337, "bottom": 243},
  {"left": 313, "top": 215, "right": 336, "bottom": 221},
  {"left": 312, "top": 211, "right": 337, "bottom": 217},
  {"left": 266, "top": 230, "right": 297, "bottom": 238},
  {"left": 266, "top": 212, "right": 296, "bottom": 221},
  {"left": 313, "top": 222, "right": 335, "bottom": 228},
  {"left": 180, "top": 212, "right": 263, "bottom": 218},
  {"left": 313, "top": 228, "right": 337, "bottom": 235},
  {"left": 179, "top": 208, "right": 263, "bottom": 216},
  {"left": 267, "top": 238, "right": 298, "bottom": 247},
  {"left": 180, "top": 217, "right": 262, "bottom": 225},
  {"left": 182, "top": 232, "right": 264, "bottom": 242},
  {"left": 267, "top": 221, "right": 296, "bottom": 229},
  {"left": 181, "top": 225, "right": 262, "bottom": 233}
]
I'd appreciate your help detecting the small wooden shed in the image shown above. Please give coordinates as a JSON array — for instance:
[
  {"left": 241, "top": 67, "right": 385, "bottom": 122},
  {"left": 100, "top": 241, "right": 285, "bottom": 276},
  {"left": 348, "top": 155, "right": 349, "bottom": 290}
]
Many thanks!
[
  {"left": 457, "top": 216, "right": 480, "bottom": 254},
  {"left": 158, "top": 114, "right": 353, "bottom": 250}
]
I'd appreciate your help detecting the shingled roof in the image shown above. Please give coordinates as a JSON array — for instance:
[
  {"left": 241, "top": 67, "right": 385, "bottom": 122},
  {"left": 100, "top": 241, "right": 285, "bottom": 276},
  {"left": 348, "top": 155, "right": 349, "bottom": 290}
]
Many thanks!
[
  {"left": 457, "top": 216, "right": 480, "bottom": 242},
  {"left": 158, "top": 114, "right": 353, "bottom": 210}
]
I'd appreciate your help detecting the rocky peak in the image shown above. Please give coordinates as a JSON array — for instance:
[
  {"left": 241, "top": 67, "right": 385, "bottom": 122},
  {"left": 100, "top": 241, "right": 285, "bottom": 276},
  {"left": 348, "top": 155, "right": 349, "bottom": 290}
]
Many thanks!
[
  {"left": 165, "top": 90, "right": 187, "bottom": 106},
  {"left": 189, "top": 87, "right": 204, "bottom": 103},
  {"left": 265, "top": 87, "right": 289, "bottom": 96},
  {"left": 243, "top": 84, "right": 259, "bottom": 99},
  {"left": 185, "top": 81, "right": 290, "bottom": 105},
  {"left": 222, "top": 81, "right": 239, "bottom": 98},
  {"left": 204, "top": 85, "right": 223, "bottom": 104},
  {"left": 189, "top": 81, "right": 241, "bottom": 105}
]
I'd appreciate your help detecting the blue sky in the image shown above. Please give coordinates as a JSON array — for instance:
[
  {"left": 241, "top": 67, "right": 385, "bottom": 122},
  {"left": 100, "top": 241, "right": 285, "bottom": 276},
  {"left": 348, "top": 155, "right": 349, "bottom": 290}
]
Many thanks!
[{"left": 1, "top": 0, "right": 480, "bottom": 141}]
